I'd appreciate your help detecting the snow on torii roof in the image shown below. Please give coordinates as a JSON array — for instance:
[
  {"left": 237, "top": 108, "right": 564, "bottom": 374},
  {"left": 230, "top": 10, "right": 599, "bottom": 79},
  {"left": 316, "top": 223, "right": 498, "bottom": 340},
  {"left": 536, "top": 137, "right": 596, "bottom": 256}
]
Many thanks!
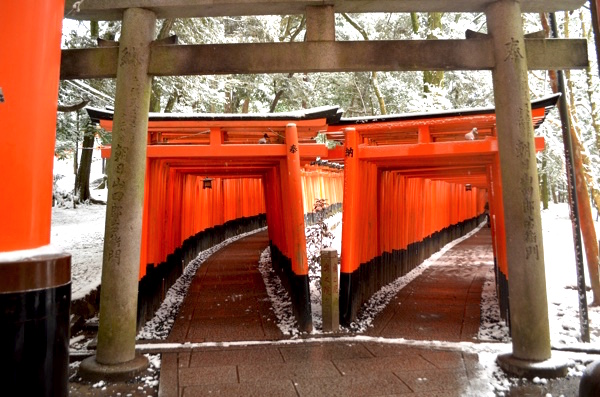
[
  {"left": 86, "top": 105, "right": 342, "bottom": 124},
  {"left": 87, "top": 94, "right": 558, "bottom": 146},
  {"left": 86, "top": 105, "right": 342, "bottom": 144},
  {"left": 326, "top": 93, "right": 560, "bottom": 145}
]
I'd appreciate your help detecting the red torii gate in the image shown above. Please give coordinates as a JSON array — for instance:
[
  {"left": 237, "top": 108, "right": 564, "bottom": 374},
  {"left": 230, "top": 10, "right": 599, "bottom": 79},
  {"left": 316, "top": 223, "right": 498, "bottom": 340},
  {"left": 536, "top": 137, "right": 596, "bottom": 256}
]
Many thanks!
[
  {"left": 327, "top": 94, "right": 556, "bottom": 325},
  {"left": 90, "top": 94, "right": 555, "bottom": 330},
  {"left": 89, "top": 106, "right": 345, "bottom": 332}
]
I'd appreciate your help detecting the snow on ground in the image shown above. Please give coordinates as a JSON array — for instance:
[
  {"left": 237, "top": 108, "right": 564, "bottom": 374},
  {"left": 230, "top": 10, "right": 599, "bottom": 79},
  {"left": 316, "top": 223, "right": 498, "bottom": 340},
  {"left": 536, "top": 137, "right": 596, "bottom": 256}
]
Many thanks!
[
  {"left": 257, "top": 247, "right": 300, "bottom": 337},
  {"left": 542, "top": 203, "right": 600, "bottom": 346},
  {"left": 52, "top": 153, "right": 107, "bottom": 301}
]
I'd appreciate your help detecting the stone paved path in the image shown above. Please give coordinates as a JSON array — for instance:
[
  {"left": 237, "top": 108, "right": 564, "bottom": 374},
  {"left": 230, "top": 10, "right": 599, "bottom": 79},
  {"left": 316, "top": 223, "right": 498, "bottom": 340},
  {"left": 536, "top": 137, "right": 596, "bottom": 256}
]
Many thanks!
[
  {"left": 167, "top": 231, "right": 282, "bottom": 343},
  {"left": 159, "top": 227, "right": 496, "bottom": 396}
]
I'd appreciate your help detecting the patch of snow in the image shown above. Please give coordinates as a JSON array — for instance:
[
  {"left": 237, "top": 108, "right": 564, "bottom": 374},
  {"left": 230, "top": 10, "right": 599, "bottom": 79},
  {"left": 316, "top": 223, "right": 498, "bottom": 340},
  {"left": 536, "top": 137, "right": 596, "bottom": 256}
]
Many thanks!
[
  {"left": 478, "top": 202, "right": 600, "bottom": 346},
  {"left": 257, "top": 247, "right": 300, "bottom": 337},
  {"left": 478, "top": 266, "right": 510, "bottom": 342},
  {"left": 0, "top": 244, "right": 68, "bottom": 263},
  {"left": 52, "top": 204, "right": 106, "bottom": 300},
  {"left": 52, "top": 155, "right": 107, "bottom": 300}
]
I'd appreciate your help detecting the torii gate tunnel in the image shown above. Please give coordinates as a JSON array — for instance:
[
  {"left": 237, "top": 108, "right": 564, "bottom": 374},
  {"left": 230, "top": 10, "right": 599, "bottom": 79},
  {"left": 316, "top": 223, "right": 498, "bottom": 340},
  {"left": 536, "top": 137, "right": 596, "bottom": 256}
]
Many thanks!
[
  {"left": 88, "top": 106, "right": 346, "bottom": 332},
  {"left": 89, "top": 95, "right": 555, "bottom": 332},
  {"left": 0, "top": 0, "right": 591, "bottom": 393}
]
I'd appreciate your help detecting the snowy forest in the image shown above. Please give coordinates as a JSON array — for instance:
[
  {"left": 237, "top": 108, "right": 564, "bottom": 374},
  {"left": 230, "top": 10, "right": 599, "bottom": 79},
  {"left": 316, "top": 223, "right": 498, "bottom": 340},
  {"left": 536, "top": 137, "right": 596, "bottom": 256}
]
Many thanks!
[{"left": 57, "top": 8, "right": 600, "bottom": 298}]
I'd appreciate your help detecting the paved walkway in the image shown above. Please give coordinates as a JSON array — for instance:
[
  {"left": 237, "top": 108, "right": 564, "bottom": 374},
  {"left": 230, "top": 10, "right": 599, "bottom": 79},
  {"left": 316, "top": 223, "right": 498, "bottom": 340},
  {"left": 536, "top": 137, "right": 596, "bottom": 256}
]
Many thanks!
[
  {"left": 365, "top": 229, "right": 491, "bottom": 342},
  {"left": 158, "top": 227, "right": 496, "bottom": 396},
  {"left": 166, "top": 231, "right": 282, "bottom": 343}
]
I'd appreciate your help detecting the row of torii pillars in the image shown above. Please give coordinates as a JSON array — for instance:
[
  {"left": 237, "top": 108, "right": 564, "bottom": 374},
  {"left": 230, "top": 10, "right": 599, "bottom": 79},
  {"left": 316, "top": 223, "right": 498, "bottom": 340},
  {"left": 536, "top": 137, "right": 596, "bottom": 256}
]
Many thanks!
[{"left": 0, "top": 0, "right": 590, "bottom": 394}]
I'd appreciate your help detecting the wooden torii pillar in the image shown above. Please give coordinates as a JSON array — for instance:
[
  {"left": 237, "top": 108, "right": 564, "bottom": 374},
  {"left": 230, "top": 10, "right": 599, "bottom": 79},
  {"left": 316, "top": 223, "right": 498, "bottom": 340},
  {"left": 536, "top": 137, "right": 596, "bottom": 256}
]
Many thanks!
[{"left": 284, "top": 124, "right": 312, "bottom": 331}]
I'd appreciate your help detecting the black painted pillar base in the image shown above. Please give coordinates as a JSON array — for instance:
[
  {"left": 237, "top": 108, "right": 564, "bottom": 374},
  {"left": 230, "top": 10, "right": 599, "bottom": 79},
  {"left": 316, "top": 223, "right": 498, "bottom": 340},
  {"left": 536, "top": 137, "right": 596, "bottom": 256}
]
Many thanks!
[
  {"left": 340, "top": 271, "right": 360, "bottom": 327},
  {"left": 0, "top": 249, "right": 71, "bottom": 397},
  {"left": 495, "top": 260, "right": 511, "bottom": 331},
  {"left": 291, "top": 274, "right": 312, "bottom": 333},
  {"left": 269, "top": 243, "right": 313, "bottom": 332}
]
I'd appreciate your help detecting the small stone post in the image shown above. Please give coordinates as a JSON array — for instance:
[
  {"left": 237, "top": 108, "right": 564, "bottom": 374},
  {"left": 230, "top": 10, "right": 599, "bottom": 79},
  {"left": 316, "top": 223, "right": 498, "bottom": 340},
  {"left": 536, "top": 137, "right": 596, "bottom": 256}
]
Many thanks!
[
  {"left": 486, "top": 0, "right": 566, "bottom": 377},
  {"left": 321, "top": 248, "right": 339, "bottom": 332},
  {"left": 79, "top": 7, "right": 156, "bottom": 380}
]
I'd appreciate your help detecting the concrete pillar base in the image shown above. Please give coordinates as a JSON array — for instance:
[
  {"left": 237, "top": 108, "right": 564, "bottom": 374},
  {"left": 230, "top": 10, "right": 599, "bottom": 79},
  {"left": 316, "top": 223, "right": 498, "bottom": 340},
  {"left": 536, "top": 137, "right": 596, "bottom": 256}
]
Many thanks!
[
  {"left": 78, "top": 354, "right": 149, "bottom": 382},
  {"left": 580, "top": 360, "right": 600, "bottom": 397},
  {"left": 497, "top": 353, "right": 568, "bottom": 379}
]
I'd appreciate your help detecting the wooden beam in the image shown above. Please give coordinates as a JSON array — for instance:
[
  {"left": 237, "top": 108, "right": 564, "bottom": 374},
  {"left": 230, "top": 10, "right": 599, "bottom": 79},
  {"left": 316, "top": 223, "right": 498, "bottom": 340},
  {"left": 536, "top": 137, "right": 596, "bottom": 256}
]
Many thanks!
[
  {"left": 64, "top": 0, "right": 586, "bottom": 21},
  {"left": 60, "top": 38, "right": 588, "bottom": 80},
  {"left": 359, "top": 139, "right": 499, "bottom": 160},
  {"left": 101, "top": 143, "right": 328, "bottom": 158},
  {"left": 61, "top": 47, "right": 118, "bottom": 79},
  {"left": 359, "top": 136, "right": 544, "bottom": 160}
]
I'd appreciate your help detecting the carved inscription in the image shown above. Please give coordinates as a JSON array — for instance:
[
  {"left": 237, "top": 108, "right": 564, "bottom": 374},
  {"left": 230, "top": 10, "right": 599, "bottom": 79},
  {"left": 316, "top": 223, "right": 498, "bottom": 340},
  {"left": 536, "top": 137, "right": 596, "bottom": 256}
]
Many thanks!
[
  {"left": 514, "top": 105, "right": 539, "bottom": 260},
  {"left": 106, "top": 142, "right": 129, "bottom": 267},
  {"left": 119, "top": 46, "right": 141, "bottom": 68},
  {"left": 504, "top": 37, "right": 524, "bottom": 62}
]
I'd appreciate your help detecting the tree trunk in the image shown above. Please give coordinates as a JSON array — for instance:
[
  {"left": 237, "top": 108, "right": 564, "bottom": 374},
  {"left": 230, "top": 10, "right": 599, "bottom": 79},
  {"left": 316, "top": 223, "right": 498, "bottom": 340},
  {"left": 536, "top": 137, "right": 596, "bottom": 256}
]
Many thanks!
[
  {"left": 341, "top": 13, "right": 387, "bottom": 115},
  {"left": 149, "top": 19, "right": 176, "bottom": 112},
  {"left": 73, "top": 134, "right": 79, "bottom": 178},
  {"left": 75, "top": 130, "right": 94, "bottom": 202},
  {"left": 551, "top": 184, "right": 558, "bottom": 204},
  {"left": 149, "top": 86, "right": 161, "bottom": 112},
  {"left": 164, "top": 88, "right": 179, "bottom": 113},
  {"left": 225, "top": 90, "right": 233, "bottom": 113},
  {"left": 90, "top": 21, "right": 99, "bottom": 38},
  {"left": 423, "top": 12, "right": 444, "bottom": 93},
  {"left": 410, "top": 12, "right": 420, "bottom": 33},
  {"left": 371, "top": 71, "right": 387, "bottom": 115},
  {"left": 73, "top": 111, "right": 80, "bottom": 181},
  {"left": 567, "top": 107, "right": 600, "bottom": 305},
  {"left": 579, "top": 12, "right": 600, "bottom": 216},
  {"left": 269, "top": 89, "right": 284, "bottom": 113}
]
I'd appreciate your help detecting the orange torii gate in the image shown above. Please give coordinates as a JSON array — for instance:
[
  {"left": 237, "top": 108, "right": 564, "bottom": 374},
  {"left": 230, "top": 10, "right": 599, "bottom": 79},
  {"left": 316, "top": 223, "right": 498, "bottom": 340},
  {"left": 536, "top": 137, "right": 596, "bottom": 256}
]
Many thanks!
[
  {"left": 327, "top": 94, "right": 557, "bottom": 325},
  {"left": 89, "top": 106, "right": 345, "bottom": 331}
]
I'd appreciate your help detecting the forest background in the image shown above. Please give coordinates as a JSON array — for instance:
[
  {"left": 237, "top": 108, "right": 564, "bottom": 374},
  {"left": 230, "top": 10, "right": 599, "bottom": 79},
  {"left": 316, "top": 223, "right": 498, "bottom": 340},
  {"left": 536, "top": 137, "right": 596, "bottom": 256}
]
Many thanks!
[{"left": 56, "top": 6, "right": 600, "bottom": 301}]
